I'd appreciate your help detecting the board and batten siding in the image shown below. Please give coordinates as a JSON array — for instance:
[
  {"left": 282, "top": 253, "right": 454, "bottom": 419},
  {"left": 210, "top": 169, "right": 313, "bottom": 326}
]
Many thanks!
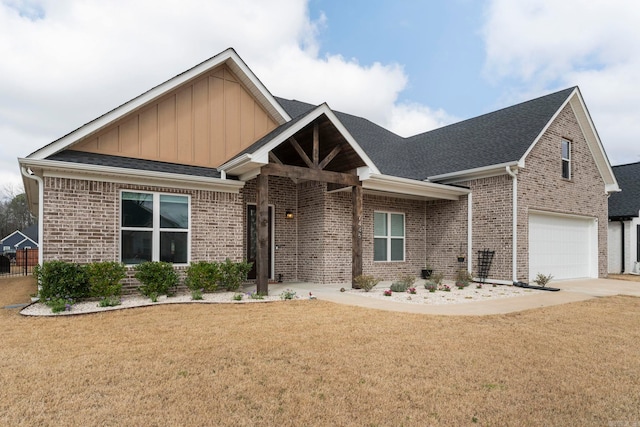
[{"left": 73, "top": 65, "right": 278, "bottom": 168}]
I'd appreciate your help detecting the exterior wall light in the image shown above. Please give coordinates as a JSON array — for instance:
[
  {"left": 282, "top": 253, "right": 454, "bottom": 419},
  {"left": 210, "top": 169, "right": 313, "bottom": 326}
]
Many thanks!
[{"left": 285, "top": 211, "right": 294, "bottom": 219}]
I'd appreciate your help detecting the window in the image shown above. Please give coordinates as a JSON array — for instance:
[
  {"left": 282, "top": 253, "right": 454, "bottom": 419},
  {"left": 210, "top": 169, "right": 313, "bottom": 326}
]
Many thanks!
[
  {"left": 374, "top": 212, "right": 405, "bottom": 261},
  {"left": 120, "top": 191, "right": 189, "bottom": 265},
  {"left": 561, "top": 139, "right": 571, "bottom": 179}
]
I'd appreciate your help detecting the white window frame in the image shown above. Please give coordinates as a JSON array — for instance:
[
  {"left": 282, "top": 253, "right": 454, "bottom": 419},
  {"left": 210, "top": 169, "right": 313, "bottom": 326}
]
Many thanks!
[
  {"left": 373, "top": 211, "right": 405, "bottom": 262},
  {"left": 119, "top": 190, "right": 191, "bottom": 265},
  {"left": 561, "top": 139, "right": 571, "bottom": 179}
]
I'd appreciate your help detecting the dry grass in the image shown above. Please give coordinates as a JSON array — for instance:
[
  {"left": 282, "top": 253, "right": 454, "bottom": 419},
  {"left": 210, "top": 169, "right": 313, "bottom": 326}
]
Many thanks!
[{"left": 1, "top": 276, "right": 639, "bottom": 426}]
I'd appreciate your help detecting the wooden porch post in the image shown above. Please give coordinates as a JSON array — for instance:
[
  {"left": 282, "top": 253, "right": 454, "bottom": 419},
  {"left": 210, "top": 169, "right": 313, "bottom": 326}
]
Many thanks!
[
  {"left": 256, "top": 173, "right": 269, "bottom": 295},
  {"left": 352, "top": 184, "right": 363, "bottom": 287}
]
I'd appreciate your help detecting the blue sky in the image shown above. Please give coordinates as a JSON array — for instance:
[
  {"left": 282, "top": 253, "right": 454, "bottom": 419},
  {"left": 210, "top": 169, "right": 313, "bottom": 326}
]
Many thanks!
[
  {"left": 309, "top": 0, "right": 494, "bottom": 117},
  {"left": 0, "top": 0, "right": 639, "bottom": 194}
]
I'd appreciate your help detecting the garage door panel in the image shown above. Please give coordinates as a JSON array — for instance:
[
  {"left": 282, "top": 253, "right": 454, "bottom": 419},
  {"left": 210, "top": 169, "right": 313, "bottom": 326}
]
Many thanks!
[{"left": 529, "top": 213, "right": 595, "bottom": 281}]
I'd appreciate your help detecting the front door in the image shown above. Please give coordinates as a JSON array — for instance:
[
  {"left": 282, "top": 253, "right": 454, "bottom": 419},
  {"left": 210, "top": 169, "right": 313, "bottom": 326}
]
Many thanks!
[{"left": 247, "top": 205, "right": 273, "bottom": 280}]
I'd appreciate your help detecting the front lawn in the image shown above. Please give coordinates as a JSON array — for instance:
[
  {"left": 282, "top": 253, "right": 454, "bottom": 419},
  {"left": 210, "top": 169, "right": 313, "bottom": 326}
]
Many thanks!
[{"left": 1, "top": 276, "right": 639, "bottom": 426}]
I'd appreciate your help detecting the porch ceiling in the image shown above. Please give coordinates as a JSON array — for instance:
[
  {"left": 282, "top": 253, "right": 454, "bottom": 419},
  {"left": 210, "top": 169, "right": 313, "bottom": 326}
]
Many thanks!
[{"left": 271, "top": 115, "right": 366, "bottom": 173}]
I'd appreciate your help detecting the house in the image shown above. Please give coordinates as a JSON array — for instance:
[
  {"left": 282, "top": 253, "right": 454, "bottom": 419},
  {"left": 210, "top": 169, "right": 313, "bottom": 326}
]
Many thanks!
[
  {"left": 18, "top": 48, "right": 619, "bottom": 293},
  {"left": 608, "top": 161, "right": 640, "bottom": 274},
  {"left": 1, "top": 223, "right": 39, "bottom": 256}
]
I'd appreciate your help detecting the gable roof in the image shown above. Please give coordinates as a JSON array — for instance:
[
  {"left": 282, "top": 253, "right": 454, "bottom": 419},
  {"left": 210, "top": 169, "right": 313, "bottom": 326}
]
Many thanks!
[
  {"left": 609, "top": 161, "right": 640, "bottom": 219},
  {"left": 219, "top": 103, "right": 381, "bottom": 179},
  {"left": 24, "top": 48, "right": 290, "bottom": 161},
  {"left": 1, "top": 225, "right": 38, "bottom": 249},
  {"left": 405, "top": 88, "right": 576, "bottom": 179},
  {"left": 19, "top": 48, "right": 618, "bottom": 203}
]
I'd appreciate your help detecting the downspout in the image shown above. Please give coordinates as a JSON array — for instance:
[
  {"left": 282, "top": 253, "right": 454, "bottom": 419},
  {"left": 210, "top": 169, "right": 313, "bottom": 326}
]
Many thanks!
[
  {"left": 467, "top": 192, "right": 473, "bottom": 273},
  {"left": 620, "top": 220, "right": 625, "bottom": 273},
  {"left": 506, "top": 166, "right": 518, "bottom": 283},
  {"left": 21, "top": 167, "right": 44, "bottom": 268}
]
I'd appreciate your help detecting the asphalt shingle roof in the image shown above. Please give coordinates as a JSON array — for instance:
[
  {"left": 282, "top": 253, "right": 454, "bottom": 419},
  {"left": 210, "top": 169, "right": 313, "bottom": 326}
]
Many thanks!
[
  {"left": 276, "top": 88, "right": 576, "bottom": 180},
  {"left": 47, "top": 150, "right": 223, "bottom": 179},
  {"left": 45, "top": 88, "right": 577, "bottom": 183},
  {"left": 609, "top": 161, "right": 640, "bottom": 218}
]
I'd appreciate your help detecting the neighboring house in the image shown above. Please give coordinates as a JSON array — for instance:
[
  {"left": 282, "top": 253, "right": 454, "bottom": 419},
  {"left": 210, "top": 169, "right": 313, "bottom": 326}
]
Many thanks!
[
  {"left": 18, "top": 48, "right": 619, "bottom": 293},
  {"left": 608, "top": 161, "right": 640, "bottom": 274},
  {"left": 1, "top": 223, "right": 39, "bottom": 255}
]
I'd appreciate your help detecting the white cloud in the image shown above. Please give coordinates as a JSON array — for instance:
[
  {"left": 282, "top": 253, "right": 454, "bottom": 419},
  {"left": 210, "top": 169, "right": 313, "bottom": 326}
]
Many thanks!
[
  {"left": 483, "top": 0, "right": 640, "bottom": 165},
  {"left": 0, "top": 0, "right": 449, "bottom": 192}
]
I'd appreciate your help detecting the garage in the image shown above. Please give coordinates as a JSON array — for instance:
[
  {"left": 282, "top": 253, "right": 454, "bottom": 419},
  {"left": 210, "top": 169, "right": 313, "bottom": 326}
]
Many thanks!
[{"left": 528, "top": 212, "right": 598, "bottom": 281}]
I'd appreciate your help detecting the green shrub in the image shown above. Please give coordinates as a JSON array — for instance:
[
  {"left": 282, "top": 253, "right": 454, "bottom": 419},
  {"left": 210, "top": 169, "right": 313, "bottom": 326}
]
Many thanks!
[
  {"left": 353, "top": 274, "right": 380, "bottom": 292},
  {"left": 398, "top": 275, "right": 416, "bottom": 288},
  {"left": 455, "top": 270, "right": 473, "bottom": 287},
  {"left": 219, "top": 258, "right": 252, "bottom": 292},
  {"left": 37, "top": 260, "right": 90, "bottom": 301},
  {"left": 390, "top": 275, "right": 416, "bottom": 292},
  {"left": 185, "top": 261, "right": 220, "bottom": 292},
  {"left": 85, "top": 261, "right": 126, "bottom": 300},
  {"left": 390, "top": 281, "right": 408, "bottom": 292},
  {"left": 133, "top": 261, "right": 179, "bottom": 300}
]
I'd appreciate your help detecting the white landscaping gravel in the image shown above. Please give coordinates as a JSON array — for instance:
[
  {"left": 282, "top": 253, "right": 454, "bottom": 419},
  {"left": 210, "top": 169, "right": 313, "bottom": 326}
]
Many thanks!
[
  {"left": 20, "top": 290, "right": 297, "bottom": 317},
  {"left": 346, "top": 281, "right": 542, "bottom": 305},
  {"left": 20, "top": 282, "right": 542, "bottom": 316}
]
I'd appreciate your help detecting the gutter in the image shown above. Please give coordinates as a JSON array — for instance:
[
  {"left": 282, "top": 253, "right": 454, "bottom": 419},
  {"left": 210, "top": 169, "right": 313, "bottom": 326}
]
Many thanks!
[
  {"left": 505, "top": 166, "right": 518, "bottom": 283},
  {"left": 20, "top": 167, "right": 44, "bottom": 268}
]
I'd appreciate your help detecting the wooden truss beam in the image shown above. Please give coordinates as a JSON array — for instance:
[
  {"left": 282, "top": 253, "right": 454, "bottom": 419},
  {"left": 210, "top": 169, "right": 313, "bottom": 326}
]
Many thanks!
[{"left": 261, "top": 163, "right": 360, "bottom": 187}]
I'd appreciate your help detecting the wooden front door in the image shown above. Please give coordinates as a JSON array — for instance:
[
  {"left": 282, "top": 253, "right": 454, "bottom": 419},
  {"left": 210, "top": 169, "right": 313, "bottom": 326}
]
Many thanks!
[{"left": 247, "top": 205, "right": 273, "bottom": 280}]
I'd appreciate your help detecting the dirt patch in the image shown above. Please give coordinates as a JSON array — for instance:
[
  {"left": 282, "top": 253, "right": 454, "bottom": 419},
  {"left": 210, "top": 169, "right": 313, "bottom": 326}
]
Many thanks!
[
  {"left": 609, "top": 273, "right": 640, "bottom": 282},
  {"left": 0, "top": 285, "right": 639, "bottom": 426}
]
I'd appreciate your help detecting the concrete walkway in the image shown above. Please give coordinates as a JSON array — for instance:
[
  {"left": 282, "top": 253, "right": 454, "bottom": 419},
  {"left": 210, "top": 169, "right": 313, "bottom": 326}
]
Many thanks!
[{"left": 275, "top": 278, "right": 640, "bottom": 316}]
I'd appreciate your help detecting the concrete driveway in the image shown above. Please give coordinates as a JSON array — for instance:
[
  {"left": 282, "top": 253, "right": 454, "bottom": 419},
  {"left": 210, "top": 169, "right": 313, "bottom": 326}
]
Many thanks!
[{"left": 280, "top": 278, "right": 640, "bottom": 316}]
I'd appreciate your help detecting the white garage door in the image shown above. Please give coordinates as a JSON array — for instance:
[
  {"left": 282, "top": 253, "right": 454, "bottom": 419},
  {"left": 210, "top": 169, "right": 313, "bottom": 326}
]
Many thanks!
[{"left": 529, "top": 212, "right": 597, "bottom": 281}]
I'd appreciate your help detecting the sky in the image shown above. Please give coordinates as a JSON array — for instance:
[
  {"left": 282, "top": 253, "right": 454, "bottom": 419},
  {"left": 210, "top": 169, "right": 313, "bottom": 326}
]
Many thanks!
[{"left": 1, "top": 0, "right": 639, "bottom": 195}]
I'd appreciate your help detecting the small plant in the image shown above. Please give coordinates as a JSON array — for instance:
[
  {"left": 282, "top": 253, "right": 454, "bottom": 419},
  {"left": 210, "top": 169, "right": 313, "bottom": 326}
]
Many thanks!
[
  {"left": 390, "top": 281, "right": 408, "bottom": 292},
  {"left": 353, "top": 274, "right": 380, "bottom": 292},
  {"left": 98, "top": 296, "right": 121, "bottom": 307},
  {"left": 425, "top": 283, "right": 437, "bottom": 293},
  {"left": 248, "top": 291, "right": 265, "bottom": 300},
  {"left": 280, "top": 289, "right": 296, "bottom": 300},
  {"left": 431, "top": 272, "right": 444, "bottom": 286},
  {"left": 533, "top": 273, "right": 553, "bottom": 287},
  {"left": 45, "top": 297, "right": 74, "bottom": 313},
  {"left": 191, "top": 288, "right": 204, "bottom": 300},
  {"left": 440, "top": 284, "right": 451, "bottom": 292},
  {"left": 232, "top": 293, "right": 243, "bottom": 301},
  {"left": 134, "top": 261, "right": 179, "bottom": 300},
  {"left": 383, "top": 289, "right": 393, "bottom": 296},
  {"left": 476, "top": 283, "right": 483, "bottom": 289},
  {"left": 455, "top": 269, "right": 473, "bottom": 288},
  {"left": 407, "top": 287, "right": 417, "bottom": 294},
  {"left": 390, "top": 275, "right": 415, "bottom": 292}
]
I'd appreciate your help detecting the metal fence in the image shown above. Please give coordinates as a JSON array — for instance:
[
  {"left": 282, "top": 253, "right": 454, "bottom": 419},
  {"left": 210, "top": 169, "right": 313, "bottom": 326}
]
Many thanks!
[{"left": 0, "top": 248, "right": 38, "bottom": 277}]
